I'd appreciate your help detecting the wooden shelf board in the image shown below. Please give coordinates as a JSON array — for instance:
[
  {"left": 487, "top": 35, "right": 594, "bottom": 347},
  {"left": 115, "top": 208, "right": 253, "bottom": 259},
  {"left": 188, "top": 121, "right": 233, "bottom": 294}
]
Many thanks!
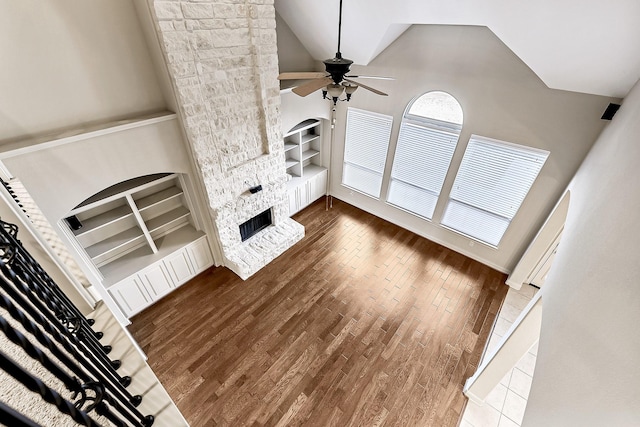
[
  {"left": 301, "top": 149, "right": 320, "bottom": 161},
  {"left": 301, "top": 134, "right": 320, "bottom": 144},
  {"left": 73, "top": 205, "right": 133, "bottom": 237},
  {"left": 284, "top": 142, "right": 297, "bottom": 152},
  {"left": 137, "top": 186, "right": 183, "bottom": 211},
  {"left": 86, "top": 227, "right": 144, "bottom": 259},
  {"left": 285, "top": 159, "right": 298, "bottom": 168},
  {"left": 146, "top": 206, "right": 191, "bottom": 233}
]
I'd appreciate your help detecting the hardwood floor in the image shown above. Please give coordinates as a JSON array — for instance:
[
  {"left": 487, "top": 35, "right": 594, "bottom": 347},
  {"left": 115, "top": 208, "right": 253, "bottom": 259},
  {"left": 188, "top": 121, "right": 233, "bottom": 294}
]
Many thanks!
[{"left": 129, "top": 198, "right": 508, "bottom": 426}]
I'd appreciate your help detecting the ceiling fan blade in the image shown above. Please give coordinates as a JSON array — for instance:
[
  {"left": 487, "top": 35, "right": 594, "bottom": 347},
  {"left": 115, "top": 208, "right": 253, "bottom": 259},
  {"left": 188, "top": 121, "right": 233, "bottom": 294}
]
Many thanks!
[
  {"left": 344, "top": 78, "right": 388, "bottom": 96},
  {"left": 278, "top": 72, "right": 327, "bottom": 80},
  {"left": 292, "top": 77, "right": 333, "bottom": 97},
  {"left": 345, "top": 75, "right": 395, "bottom": 81}
]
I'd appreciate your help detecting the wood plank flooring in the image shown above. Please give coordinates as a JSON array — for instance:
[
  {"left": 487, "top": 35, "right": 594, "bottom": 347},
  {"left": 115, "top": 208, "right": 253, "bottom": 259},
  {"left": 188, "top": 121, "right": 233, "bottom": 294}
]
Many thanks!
[{"left": 128, "top": 198, "right": 508, "bottom": 426}]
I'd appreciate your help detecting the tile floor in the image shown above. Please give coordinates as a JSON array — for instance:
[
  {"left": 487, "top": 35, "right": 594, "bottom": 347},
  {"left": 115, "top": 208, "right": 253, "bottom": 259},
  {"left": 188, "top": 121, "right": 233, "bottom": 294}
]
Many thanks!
[{"left": 460, "top": 284, "right": 540, "bottom": 427}]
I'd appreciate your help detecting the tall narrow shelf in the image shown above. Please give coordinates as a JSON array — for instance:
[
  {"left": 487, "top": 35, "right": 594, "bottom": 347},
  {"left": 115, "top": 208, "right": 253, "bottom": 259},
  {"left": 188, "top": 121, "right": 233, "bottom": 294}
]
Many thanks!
[
  {"left": 284, "top": 119, "right": 322, "bottom": 178},
  {"left": 284, "top": 119, "right": 328, "bottom": 215}
]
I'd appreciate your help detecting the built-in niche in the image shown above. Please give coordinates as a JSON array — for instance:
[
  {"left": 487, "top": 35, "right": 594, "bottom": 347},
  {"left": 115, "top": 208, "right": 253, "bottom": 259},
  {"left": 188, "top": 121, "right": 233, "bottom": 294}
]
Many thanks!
[
  {"left": 285, "top": 118, "right": 328, "bottom": 215},
  {"left": 60, "top": 172, "right": 214, "bottom": 316}
]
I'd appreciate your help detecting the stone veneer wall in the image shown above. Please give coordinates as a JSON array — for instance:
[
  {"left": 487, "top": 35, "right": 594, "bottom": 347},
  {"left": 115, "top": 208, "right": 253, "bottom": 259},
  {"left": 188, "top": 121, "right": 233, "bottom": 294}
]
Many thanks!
[{"left": 148, "top": 0, "right": 303, "bottom": 279}]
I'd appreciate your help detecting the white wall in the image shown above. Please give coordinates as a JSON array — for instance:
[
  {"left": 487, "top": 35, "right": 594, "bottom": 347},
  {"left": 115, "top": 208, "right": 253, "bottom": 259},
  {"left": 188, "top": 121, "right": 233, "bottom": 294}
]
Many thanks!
[
  {"left": 0, "top": 0, "right": 166, "bottom": 141},
  {"left": 276, "top": 12, "right": 318, "bottom": 74},
  {"left": 506, "top": 192, "right": 569, "bottom": 288},
  {"left": 328, "top": 25, "right": 616, "bottom": 272},
  {"left": 2, "top": 119, "right": 192, "bottom": 223},
  {"left": 280, "top": 91, "right": 331, "bottom": 135},
  {"left": 523, "top": 79, "right": 640, "bottom": 426}
]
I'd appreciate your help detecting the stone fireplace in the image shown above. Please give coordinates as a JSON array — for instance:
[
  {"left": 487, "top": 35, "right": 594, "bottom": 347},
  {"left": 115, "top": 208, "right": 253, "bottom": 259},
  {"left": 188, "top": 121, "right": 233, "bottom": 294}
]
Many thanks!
[{"left": 148, "top": 0, "right": 303, "bottom": 279}]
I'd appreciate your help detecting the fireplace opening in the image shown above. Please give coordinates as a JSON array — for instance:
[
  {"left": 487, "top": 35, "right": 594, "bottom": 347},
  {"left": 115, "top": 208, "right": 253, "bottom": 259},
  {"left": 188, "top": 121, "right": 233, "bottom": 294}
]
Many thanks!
[{"left": 239, "top": 209, "right": 273, "bottom": 242}]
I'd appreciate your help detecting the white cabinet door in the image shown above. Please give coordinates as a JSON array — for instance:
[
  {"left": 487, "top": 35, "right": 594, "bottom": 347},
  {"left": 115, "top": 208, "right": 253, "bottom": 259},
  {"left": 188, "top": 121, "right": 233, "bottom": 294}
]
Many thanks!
[
  {"left": 186, "top": 237, "right": 213, "bottom": 274},
  {"left": 299, "top": 184, "right": 310, "bottom": 210},
  {"left": 309, "top": 169, "right": 327, "bottom": 203},
  {"left": 288, "top": 169, "right": 328, "bottom": 216},
  {"left": 109, "top": 276, "right": 152, "bottom": 318},
  {"left": 288, "top": 186, "right": 300, "bottom": 216},
  {"left": 138, "top": 262, "right": 173, "bottom": 299},
  {"left": 164, "top": 249, "right": 194, "bottom": 286}
]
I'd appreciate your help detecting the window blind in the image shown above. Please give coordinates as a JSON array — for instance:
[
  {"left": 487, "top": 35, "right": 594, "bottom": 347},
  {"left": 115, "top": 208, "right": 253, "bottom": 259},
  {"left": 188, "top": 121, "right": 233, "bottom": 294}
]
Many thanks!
[
  {"left": 441, "top": 135, "right": 549, "bottom": 246},
  {"left": 342, "top": 108, "right": 393, "bottom": 198},
  {"left": 387, "top": 121, "right": 460, "bottom": 219}
]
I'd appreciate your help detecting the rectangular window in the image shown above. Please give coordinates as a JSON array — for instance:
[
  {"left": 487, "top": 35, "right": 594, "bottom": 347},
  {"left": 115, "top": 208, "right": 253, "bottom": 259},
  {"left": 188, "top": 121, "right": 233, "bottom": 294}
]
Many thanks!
[
  {"left": 387, "top": 120, "right": 459, "bottom": 219},
  {"left": 441, "top": 135, "right": 549, "bottom": 246},
  {"left": 342, "top": 108, "right": 393, "bottom": 198}
]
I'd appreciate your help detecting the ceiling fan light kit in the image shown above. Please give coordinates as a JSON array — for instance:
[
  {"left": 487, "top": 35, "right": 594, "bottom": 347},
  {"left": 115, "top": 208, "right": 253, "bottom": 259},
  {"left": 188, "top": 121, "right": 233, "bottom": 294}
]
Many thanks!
[{"left": 278, "top": 0, "right": 391, "bottom": 105}]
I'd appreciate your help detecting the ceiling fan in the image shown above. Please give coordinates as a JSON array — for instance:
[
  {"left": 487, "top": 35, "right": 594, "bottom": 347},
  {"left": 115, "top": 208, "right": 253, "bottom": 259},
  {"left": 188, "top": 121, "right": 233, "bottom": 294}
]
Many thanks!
[{"left": 278, "top": 0, "right": 392, "bottom": 105}]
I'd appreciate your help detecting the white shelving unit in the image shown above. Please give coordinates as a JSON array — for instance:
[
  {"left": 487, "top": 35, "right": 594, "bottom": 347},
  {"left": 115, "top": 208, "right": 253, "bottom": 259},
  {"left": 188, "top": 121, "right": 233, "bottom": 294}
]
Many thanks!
[
  {"left": 284, "top": 119, "right": 328, "bottom": 215},
  {"left": 284, "top": 119, "right": 322, "bottom": 178},
  {"left": 63, "top": 173, "right": 214, "bottom": 317}
]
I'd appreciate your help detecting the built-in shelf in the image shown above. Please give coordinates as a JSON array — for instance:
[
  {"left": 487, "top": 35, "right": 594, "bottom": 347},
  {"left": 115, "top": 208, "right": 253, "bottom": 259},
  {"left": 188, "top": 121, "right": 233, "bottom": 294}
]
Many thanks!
[
  {"left": 64, "top": 173, "right": 197, "bottom": 274},
  {"left": 137, "top": 186, "right": 183, "bottom": 211},
  {"left": 284, "top": 119, "right": 322, "bottom": 178},
  {"left": 73, "top": 205, "right": 133, "bottom": 238},
  {"left": 147, "top": 206, "right": 191, "bottom": 235},
  {"left": 301, "top": 134, "right": 320, "bottom": 144},
  {"left": 283, "top": 118, "right": 328, "bottom": 216},
  {"left": 301, "top": 149, "right": 320, "bottom": 162},
  {"left": 86, "top": 227, "right": 146, "bottom": 267},
  {"left": 285, "top": 159, "right": 298, "bottom": 168}
]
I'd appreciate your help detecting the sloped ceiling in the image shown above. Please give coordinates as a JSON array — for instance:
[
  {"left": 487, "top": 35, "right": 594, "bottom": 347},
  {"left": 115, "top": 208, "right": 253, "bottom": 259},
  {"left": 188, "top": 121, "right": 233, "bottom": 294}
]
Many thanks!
[{"left": 275, "top": 0, "right": 640, "bottom": 98}]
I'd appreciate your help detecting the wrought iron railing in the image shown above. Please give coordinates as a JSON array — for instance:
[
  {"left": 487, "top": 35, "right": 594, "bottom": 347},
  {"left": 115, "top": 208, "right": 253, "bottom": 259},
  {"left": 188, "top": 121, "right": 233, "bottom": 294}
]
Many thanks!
[{"left": 0, "top": 218, "right": 154, "bottom": 426}]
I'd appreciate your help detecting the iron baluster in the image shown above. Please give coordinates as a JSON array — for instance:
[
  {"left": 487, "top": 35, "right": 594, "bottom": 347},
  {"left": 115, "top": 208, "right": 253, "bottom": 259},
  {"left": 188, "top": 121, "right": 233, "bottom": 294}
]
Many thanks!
[
  {"left": 0, "top": 219, "right": 155, "bottom": 426},
  {"left": 0, "top": 400, "right": 45, "bottom": 427},
  {"left": 0, "top": 268, "right": 153, "bottom": 426},
  {"left": 0, "top": 290, "right": 153, "bottom": 426},
  {"left": 0, "top": 344, "right": 100, "bottom": 426}
]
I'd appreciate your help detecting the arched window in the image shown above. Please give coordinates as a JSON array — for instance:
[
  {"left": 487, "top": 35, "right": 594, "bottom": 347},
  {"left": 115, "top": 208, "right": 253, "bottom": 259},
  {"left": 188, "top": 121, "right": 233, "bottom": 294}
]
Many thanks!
[{"left": 387, "top": 91, "right": 463, "bottom": 219}]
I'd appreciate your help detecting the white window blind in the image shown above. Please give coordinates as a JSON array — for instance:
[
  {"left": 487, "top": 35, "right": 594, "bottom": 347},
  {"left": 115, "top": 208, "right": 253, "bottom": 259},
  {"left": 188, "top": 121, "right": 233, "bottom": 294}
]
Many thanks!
[
  {"left": 342, "top": 108, "right": 393, "bottom": 198},
  {"left": 441, "top": 136, "right": 549, "bottom": 246},
  {"left": 387, "top": 121, "right": 460, "bottom": 219}
]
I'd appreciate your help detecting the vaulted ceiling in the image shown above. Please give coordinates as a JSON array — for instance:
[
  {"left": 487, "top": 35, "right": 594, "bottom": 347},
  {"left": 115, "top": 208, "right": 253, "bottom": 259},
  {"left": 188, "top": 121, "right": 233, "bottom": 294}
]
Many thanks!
[{"left": 275, "top": 0, "right": 640, "bottom": 98}]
